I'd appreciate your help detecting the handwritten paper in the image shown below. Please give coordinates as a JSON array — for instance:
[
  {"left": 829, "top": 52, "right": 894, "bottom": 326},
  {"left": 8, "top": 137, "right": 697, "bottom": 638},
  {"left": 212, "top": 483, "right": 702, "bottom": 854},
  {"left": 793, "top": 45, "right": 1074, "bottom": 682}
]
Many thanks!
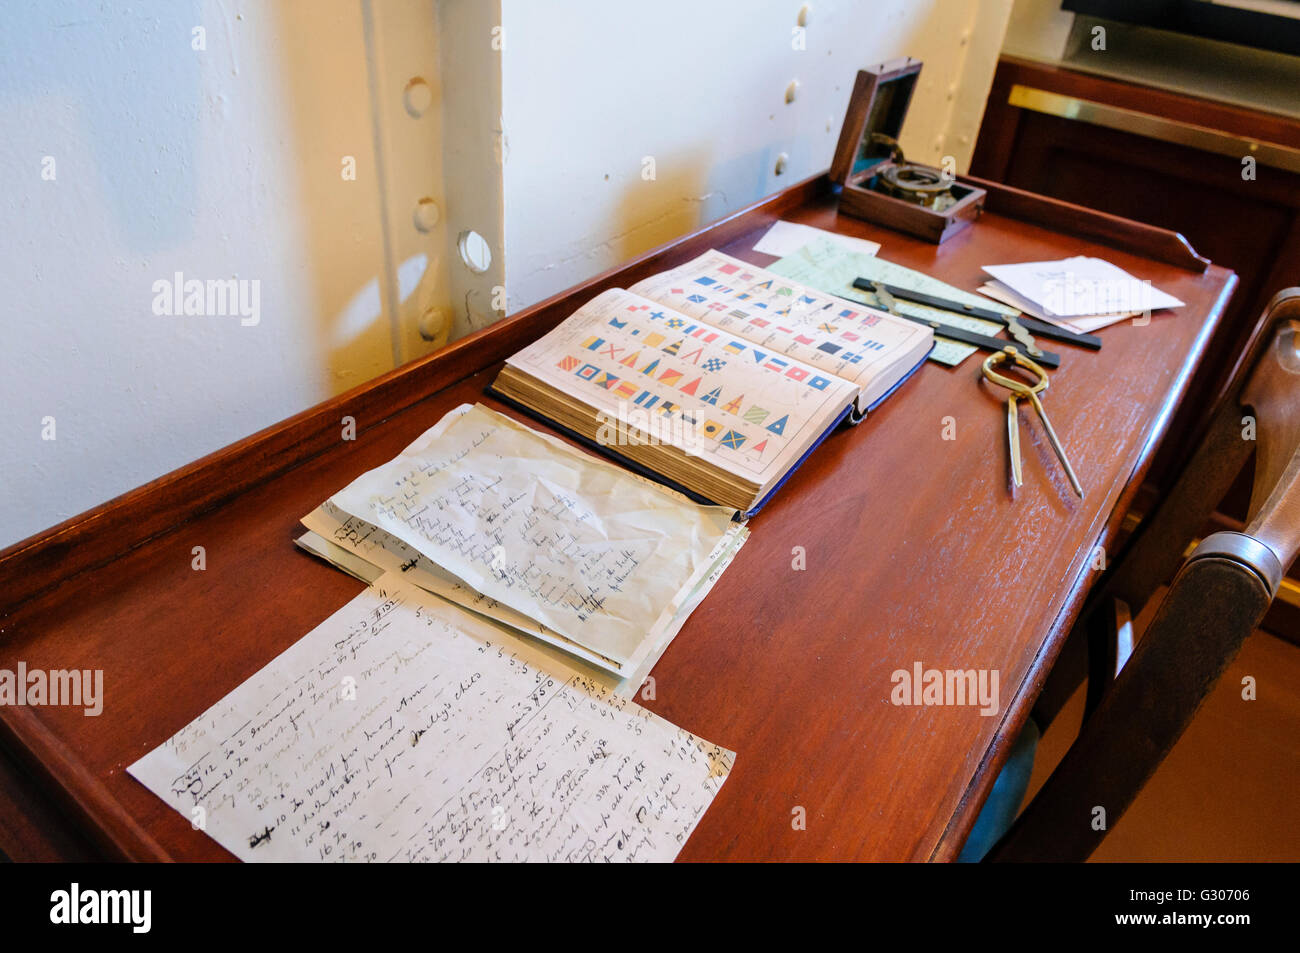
[
  {"left": 326, "top": 404, "right": 745, "bottom": 678},
  {"left": 297, "top": 498, "right": 748, "bottom": 697},
  {"left": 129, "top": 574, "right": 733, "bottom": 862}
]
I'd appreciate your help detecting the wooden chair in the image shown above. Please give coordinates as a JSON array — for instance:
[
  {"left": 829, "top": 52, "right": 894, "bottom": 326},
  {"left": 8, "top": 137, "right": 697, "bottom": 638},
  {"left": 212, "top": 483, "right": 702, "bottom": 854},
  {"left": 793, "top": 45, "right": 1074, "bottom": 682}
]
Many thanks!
[{"left": 987, "top": 287, "right": 1300, "bottom": 862}]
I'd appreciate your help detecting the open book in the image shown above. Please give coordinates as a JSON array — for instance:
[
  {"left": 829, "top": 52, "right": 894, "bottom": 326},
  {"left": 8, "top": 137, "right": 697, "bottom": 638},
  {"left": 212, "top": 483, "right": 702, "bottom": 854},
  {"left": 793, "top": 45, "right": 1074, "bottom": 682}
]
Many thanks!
[{"left": 492, "top": 250, "right": 933, "bottom": 514}]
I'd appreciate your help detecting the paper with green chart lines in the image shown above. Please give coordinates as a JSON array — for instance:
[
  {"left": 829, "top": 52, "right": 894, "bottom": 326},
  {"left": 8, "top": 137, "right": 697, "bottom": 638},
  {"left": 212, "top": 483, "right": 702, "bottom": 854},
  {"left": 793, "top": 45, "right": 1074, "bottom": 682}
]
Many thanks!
[{"left": 767, "top": 236, "right": 1017, "bottom": 366}]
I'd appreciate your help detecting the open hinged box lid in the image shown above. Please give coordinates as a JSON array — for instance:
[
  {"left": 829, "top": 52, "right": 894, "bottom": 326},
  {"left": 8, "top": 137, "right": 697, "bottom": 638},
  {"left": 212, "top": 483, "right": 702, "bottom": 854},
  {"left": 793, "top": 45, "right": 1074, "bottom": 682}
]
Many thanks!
[{"left": 830, "top": 57, "right": 985, "bottom": 243}]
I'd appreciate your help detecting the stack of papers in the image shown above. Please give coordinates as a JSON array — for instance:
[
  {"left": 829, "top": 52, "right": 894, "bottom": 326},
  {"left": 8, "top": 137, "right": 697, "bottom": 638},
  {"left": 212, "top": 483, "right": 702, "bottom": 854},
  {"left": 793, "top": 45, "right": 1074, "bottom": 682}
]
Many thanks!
[
  {"left": 297, "top": 402, "right": 748, "bottom": 697},
  {"left": 980, "top": 256, "right": 1184, "bottom": 333}
]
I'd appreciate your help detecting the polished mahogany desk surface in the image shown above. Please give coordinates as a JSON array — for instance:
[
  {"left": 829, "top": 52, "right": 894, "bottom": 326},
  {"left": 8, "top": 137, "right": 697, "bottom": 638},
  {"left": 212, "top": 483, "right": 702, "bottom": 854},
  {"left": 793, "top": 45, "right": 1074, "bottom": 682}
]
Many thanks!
[{"left": 0, "top": 176, "right": 1235, "bottom": 861}]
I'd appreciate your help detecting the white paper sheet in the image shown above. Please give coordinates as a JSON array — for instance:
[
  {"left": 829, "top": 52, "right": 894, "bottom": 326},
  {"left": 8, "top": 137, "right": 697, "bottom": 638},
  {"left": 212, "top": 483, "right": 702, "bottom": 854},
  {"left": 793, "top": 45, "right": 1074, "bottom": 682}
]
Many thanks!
[
  {"left": 296, "top": 500, "right": 748, "bottom": 697},
  {"left": 982, "top": 256, "right": 1184, "bottom": 318},
  {"left": 977, "top": 281, "right": 1138, "bottom": 334},
  {"left": 128, "top": 574, "right": 734, "bottom": 862},
  {"left": 326, "top": 403, "right": 744, "bottom": 678},
  {"left": 753, "top": 220, "right": 881, "bottom": 258}
]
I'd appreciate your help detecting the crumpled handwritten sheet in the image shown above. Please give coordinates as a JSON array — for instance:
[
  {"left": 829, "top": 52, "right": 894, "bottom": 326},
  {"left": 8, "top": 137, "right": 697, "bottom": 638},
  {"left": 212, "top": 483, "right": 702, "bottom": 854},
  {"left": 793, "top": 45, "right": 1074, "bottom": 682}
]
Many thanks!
[
  {"left": 321, "top": 403, "right": 747, "bottom": 679},
  {"left": 129, "top": 574, "right": 734, "bottom": 862}
]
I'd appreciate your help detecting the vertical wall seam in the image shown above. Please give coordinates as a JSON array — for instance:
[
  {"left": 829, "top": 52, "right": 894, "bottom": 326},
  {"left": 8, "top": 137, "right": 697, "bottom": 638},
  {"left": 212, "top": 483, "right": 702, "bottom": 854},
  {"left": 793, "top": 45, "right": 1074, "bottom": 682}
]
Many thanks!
[{"left": 361, "top": 0, "right": 405, "bottom": 369}]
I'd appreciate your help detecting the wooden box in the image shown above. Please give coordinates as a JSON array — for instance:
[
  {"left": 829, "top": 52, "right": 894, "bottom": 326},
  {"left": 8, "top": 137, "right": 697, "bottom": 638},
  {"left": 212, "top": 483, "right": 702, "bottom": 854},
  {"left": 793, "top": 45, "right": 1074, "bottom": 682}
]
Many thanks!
[{"left": 830, "top": 57, "right": 986, "bottom": 244}]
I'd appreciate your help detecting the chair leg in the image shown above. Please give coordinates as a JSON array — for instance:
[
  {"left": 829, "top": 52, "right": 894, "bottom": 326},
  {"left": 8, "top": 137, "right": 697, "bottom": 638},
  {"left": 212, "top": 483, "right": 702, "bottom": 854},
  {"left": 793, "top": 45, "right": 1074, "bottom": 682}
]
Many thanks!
[{"left": 988, "top": 556, "right": 1270, "bottom": 862}]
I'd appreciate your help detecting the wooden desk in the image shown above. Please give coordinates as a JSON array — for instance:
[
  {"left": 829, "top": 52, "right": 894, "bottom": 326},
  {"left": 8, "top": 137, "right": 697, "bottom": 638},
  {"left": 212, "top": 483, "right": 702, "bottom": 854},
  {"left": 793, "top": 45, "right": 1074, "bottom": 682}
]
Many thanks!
[{"left": 0, "top": 174, "right": 1235, "bottom": 861}]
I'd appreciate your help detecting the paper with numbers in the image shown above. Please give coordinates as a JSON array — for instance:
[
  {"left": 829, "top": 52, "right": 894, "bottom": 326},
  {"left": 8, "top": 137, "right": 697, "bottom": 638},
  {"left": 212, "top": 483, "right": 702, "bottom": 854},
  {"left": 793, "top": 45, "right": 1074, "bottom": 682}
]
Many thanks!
[
  {"left": 325, "top": 403, "right": 745, "bottom": 679},
  {"left": 128, "top": 573, "right": 734, "bottom": 863}
]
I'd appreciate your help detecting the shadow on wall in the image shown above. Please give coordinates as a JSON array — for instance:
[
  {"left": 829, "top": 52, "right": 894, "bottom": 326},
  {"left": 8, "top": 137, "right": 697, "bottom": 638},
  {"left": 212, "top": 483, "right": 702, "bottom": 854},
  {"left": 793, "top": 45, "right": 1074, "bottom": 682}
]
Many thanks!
[{"left": 270, "top": 1, "right": 399, "bottom": 396}]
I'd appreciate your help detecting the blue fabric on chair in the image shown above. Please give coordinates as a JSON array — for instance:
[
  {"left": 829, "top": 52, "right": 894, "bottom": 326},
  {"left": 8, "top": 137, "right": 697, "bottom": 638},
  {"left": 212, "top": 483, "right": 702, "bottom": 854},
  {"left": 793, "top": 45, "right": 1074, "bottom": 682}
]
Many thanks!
[{"left": 957, "top": 716, "right": 1040, "bottom": 862}]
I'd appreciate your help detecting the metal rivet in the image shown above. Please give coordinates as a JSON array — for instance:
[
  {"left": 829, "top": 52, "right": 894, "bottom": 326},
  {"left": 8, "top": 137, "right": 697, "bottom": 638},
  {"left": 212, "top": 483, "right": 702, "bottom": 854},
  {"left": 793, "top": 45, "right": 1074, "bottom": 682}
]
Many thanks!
[{"left": 413, "top": 197, "right": 440, "bottom": 232}]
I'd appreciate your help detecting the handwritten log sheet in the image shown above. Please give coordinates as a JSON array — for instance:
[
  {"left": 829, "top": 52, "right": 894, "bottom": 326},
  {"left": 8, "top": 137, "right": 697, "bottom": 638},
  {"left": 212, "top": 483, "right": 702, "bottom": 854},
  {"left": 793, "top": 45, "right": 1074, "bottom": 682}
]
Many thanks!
[
  {"left": 326, "top": 403, "right": 745, "bottom": 679},
  {"left": 128, "top": 573, "right": 734, "bottom": 863}
]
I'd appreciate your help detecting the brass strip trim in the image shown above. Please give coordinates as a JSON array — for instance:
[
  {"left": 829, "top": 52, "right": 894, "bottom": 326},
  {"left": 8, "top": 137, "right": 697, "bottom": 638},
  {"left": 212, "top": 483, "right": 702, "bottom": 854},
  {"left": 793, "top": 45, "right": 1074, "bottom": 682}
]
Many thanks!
[{"left": 1008, "top": 84, "right": 1300, "bottom": 174}]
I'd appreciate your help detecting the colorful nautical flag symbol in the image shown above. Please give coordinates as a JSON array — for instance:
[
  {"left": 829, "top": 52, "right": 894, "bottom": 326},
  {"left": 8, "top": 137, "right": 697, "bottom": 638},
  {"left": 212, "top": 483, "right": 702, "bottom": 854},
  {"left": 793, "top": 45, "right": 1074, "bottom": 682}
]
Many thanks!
[
  {"left": 633, "top": 390, "right": 660, "bottom": 409},
  {"left": 749, "top": 316, "right": 769, "bottom": 327},
  {"left": 841, "top": 331, "right": 860, "bottom": 342},
  {"left": 764, "top": 357, "right": 789, "bottom": 371},
  {"left": 749, "top": 438, "right": 768, "bottom": 455},
  {"left": 723, "top": 340, "right": 745, "bottom": 355},
  {"left": 556, "top": 355, "right": 581, "bottom": 371},
  {"left": 736, "top": 292, "right": 751, "bottom": 301},
  {"left": 839, "top": 309, "right": 858, "bottom": 318},
  {"left": 818, "top": 341, "right": 842, "bottom": 355},
  {"left": 695, "top": 276, "right": 717, "bottom": 286},
  {"left": 662, "top": 339, "right": 682, "bottom": 355},
  {"left": 808, "top": 375, "right": 832, "bottom": 391},
  {"left": 609, "top": 316, "right": 628, "bottom": 329},
  {"left": 701, "top": 357, "right": 727, "bottom": 373},
  {"left": 794, "top": 334, "right": 814, "bottom": 345},
  {"left": 691, "top": 328, "right": 718, "bottom": 342},
  {"left": 818, "top": 323, "right": 838, "bottom": 334},
  {"left": 766, "top": 414, "right": 789, "bottom": 436},
  {"left": 670, "top": 287, "right": 684, "bottom": 295},
  {"left": 575, "top": 363, "right": 600, "bottom": 380},
  {"left": 644, "top": 332, "right": 665, "bottom": 347},
  {"left": 659, "top": 367, "right": 684, "bottom": 386},
  {"left": 679, "top": 376, "right": 702, "bottom": 396},
  {"left": 728, "top": 310, "right": 749, "bottom": 320},
  {"left": 720, "top": 429, "right": 747, "bottom": 450},
  {"left": 649, "top": 310, "right": 667, "bottom": 321},
  {"left": 785, "top": 366, "right": 809, "bottom": 382},
  {"left": 700, "top": 386, "right": 722, "bottom": 406},
  {"left": 843, "top": 352, "right": 863, "bottom": 364},
  {"left": 754, "top": 302, "right": 768, "bottom": 309},
  {"left": 740, "top": 272, "right": 754, "bottom": 280},
  {"left": 700, "top": 419, "right": 725, "bottom": 439},
  {"left": 742, "top": 405, "right": 770, "bottom": 425},
  {"left": 667, "top": 317, "right": 685, "bottom": 329},
  {"left": 594, "top": 371, "right": 620, "bottom": 389},
  {"left": 800, "top": 295, "right": 817, "bottom": 304},
  {"left": 750, "top": 349, "right": 768, "bottom": 363},
  {"left": 581, "top": 336, "right": 604, "bottom": 351},
  {"left": 708, "top": 302, "right": 727, "bottom": 311},
  {"left": 680, "top": 411, "right": 698, "bottom": 427},
  {"left": 687, "top": 294, "right": 707, "bottom": 303},
  {"left": 679, "top": 347, "right": 705, "bottom": 364},
  {"left": 776, "top": 326, "right": 793, "bottom": 333},
  {"left": 717, "top": 263, "right": 739, "bottom": 275},
  {"left": 615, "top": 380, "right": 638, "bottom": 398},
  {"left": 619, "top": 350, "right": 641, "bottom": 367},
  {"left": 640, "top": 358, "right": 660, "bottom": 376},
  {"left": 722, "top": 394, "right": 743, "bottom": 415},
  {"left": 776, "top": 286, "right": 793, "bottom": 296}
]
